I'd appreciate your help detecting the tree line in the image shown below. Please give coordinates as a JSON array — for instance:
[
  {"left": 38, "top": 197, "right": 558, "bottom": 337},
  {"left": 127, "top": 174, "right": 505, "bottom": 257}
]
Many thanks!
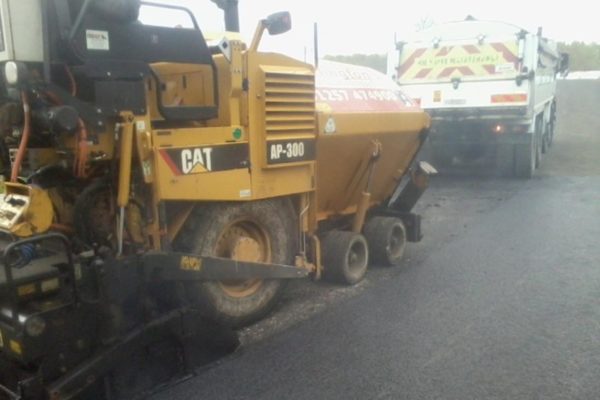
[
  {"left": 557, "top": 42, "right": 600, "bottom": 71},
  {"left": 325, "top": 42, "right": 600, "bottom": 73}
]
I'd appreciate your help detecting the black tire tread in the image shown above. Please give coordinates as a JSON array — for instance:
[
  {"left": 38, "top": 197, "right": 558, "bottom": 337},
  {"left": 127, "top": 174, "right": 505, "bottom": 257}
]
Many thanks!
[
  {"left": 322, "top": 231, "right": 369, "bottom": 285},
  {"left": 364, "top": 217, "right": 407, "bottom": 267}
]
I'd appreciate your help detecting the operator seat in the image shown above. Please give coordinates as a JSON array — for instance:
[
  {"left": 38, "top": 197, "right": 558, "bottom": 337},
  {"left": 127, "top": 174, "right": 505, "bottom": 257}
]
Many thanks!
[{"left": 51, "top": 0, "right": 219, "bottom": 121}]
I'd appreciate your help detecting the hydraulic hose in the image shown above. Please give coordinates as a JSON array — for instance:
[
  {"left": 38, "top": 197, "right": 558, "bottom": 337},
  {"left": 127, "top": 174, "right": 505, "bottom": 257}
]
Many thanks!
[
  {"left": 75, "top": 118, "right": 89, "bottom": 178},
  {"left": 43, "top": 91, "right": 89, "bottom": 179},
  {"left": 10, "top": 91, "right": 32, "bottom": 183}
]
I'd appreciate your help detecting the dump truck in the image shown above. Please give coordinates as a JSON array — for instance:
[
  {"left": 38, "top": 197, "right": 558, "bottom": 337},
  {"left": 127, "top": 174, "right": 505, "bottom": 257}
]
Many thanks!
[
  {"left": 390, "top": 18, "right": 569, "bottom": 177},
  {"left": 0, "top": 1, "right": 432, "bottom": 398}
]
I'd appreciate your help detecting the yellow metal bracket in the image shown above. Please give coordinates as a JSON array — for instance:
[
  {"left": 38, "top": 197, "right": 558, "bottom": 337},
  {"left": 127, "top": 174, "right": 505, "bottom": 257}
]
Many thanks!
[
  {"left": 229, "top": 40, "right": 244, "bottom": 126},
  {"left": 117, "top": 112, "right": 135, "bottom": 255},
  {"left": 134, "top": 117, "right": 154, "bottom": 184},
  {"left": 352, "top": 140, "right": 382, "bottom": 233}
]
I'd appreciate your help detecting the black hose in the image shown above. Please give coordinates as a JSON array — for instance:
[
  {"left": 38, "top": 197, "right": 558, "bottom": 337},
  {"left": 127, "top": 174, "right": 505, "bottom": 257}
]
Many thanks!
[{"left": 73, "top": 179, "right": 113, "bottom": 247}]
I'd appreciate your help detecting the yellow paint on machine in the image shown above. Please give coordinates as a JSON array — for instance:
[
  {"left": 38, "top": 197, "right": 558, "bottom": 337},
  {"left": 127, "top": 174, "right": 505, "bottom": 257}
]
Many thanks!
[
  {"left": 10, "top": 340, "right": 22, "bottom": 355},
  {"left": 315, "top": 111, "right": 429, "bottom": 221},
  {"left": 18, "top": 284, "right": 36, "bottom": 297},
  {"left": 180, "top": 256, "right": 203, "bottom": 272}
]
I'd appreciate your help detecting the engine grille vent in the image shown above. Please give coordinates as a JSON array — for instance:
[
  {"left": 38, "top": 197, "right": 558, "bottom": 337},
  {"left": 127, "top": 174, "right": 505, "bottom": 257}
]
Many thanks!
[{"left": 263, "top": 70, "right": 316, "bottom": 136}]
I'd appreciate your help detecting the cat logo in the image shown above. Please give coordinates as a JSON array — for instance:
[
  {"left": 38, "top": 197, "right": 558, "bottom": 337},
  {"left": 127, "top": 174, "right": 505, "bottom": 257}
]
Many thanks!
[
  {"left": 159, "top": 143, "right": 249, "bottom": 176},
  {"left": 181, "top": 148, "right": 213, "bottom": 174}
]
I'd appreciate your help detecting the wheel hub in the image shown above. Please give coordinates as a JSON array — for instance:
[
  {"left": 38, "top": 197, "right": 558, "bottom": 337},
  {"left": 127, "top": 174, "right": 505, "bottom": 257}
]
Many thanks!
[
  {"left": 214, "top": 221, "right": 271, "bottom": 298},
  {"left": 388, "top": 226, "right": 405, "bottom": 258},
  {"left": 231, "top": 237, "right": 262, "bottom": 262},
  {"left": 347, "top": 241, "right": 367, "bottom": 272}
]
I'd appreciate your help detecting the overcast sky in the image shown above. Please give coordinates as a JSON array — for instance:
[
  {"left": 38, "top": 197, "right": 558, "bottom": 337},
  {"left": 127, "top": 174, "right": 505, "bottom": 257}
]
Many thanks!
[{"left": 144, "top": 1, "right": 598, "bottom": 60}]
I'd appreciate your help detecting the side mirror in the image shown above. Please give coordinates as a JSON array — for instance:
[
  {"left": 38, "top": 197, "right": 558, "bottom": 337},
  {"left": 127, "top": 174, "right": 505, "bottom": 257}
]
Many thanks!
[{"left": 265, "top": 12, "right": 292, "bottom": 35}]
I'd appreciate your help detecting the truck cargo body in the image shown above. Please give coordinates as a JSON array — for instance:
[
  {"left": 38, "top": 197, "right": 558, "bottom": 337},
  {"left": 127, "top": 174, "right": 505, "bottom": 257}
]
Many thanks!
[{"left": 391, "top": 20, "right": 568, "bottom": 177}]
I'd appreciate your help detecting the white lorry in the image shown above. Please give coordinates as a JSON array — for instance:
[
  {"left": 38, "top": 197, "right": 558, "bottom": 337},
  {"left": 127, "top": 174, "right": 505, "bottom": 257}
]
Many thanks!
[{"left": 389, "top": 19, "right": 569, "bottom": 177}]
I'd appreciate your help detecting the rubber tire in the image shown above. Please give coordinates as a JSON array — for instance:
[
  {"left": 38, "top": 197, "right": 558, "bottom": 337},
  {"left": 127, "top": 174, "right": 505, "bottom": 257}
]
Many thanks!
[
  {"left": 547, "top": 121, "right": 555, "bottom": 148},
  {"left": 363, "top": 217, "right": 407, "bottom": 267},
  {"left": 548, "top": 102, "right": 556, "bottom": 148},
  {"left": 542, "top": 122, "right": 550, "bottom": 154},
  {"left": 322, "top": 231, "right": 369, "bottom": 285},
  {"left": 534, "top": 118, "right": 543, "bottom": 168},
  {"left": 514, "top": 137, "right": 535, "bottom": 179},
  {"left": 535, "top": 132, "right": 542, "bottom": 168},
  {"left": 174, "top": 199, "right": 296, "bottom": 328}
]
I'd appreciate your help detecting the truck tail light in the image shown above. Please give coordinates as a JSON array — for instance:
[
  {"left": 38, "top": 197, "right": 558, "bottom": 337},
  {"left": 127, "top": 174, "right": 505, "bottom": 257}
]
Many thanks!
[{"left": 491, "top": 94, "right": 528, "bottom": 103}]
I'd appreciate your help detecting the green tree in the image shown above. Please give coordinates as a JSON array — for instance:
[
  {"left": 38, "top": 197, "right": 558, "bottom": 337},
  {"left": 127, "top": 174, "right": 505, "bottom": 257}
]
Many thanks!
[
  {"left": 557, "top": 42, "right": 600, "bottom": 71},
  {"left": 323, "top": 54, "right": 387, "bottom": 73}
]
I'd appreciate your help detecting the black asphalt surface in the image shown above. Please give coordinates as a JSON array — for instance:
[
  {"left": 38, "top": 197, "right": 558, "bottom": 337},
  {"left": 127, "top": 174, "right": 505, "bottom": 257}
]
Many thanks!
[{"left": 151, "top": 81, "right": 600, "bottom": 400}]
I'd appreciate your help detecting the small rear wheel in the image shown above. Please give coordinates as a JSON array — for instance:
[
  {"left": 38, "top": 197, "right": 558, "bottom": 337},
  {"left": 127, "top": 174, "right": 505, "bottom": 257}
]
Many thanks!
[
  {"left": 322, "top": 231, "right": 369, "bottom": 285},
  {"left": 363, "top": 217, "right": 407, "bottom": 267}
]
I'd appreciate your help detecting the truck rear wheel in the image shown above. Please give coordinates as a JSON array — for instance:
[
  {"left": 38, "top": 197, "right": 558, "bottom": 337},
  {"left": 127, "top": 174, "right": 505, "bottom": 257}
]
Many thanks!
[
  {"left": 535, "top": 125, "right": 543, "bottom": 168},
  {"left": 322, "top": 231, "right": 369, "bottom": 285},
  {"left": 542, "top": 122, "right": 549, "bottom": 154},
  {"left": 514, "top": 137, "right": 534, "bottom": 178},
  {"left": 547, "top": 121, "right": 555, "bottom": 148},
  {"left": 548, "top": 102, "right": 557, "bottom": 147},
  {"left": 175, "top": 199, "right": 296, "bottom": 328},
  {"left": 363, "top": 217, "right": 407, "bottom": 267}
]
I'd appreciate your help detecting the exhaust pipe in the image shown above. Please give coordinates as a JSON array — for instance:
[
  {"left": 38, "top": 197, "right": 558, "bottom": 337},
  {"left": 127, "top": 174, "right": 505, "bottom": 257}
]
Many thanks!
[{"left": 212, "top": 0, "right": 240, "bottom": 32}]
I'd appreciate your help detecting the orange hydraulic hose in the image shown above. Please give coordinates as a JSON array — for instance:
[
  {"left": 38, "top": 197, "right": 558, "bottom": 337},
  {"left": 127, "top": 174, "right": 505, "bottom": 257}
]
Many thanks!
[
  {"left": 50, "top": 223, "right": 75, "bottom": 234},
  {"left": 10, "top": 91, "right": 31, "bottom": 183},
  {"left": 75, "top": 118, "right": 89, "bottom": 178},
  {"left": 64, "top": 65, "right": 77, "bottom": 97}
]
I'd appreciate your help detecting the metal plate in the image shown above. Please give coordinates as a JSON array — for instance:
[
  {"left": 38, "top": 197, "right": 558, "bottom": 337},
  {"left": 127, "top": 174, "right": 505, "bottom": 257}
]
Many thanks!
[
  {"left": 266, "top": 139, "right": 316, "bottom": 165},
  {"left": 159, "top": 143, "right": 249, "bottom": 176}
]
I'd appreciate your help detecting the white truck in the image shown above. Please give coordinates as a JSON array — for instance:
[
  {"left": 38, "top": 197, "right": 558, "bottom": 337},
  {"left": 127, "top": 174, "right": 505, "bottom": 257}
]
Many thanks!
[{"left": 389, "top": 19, "right": 569, "bottom": 177}]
